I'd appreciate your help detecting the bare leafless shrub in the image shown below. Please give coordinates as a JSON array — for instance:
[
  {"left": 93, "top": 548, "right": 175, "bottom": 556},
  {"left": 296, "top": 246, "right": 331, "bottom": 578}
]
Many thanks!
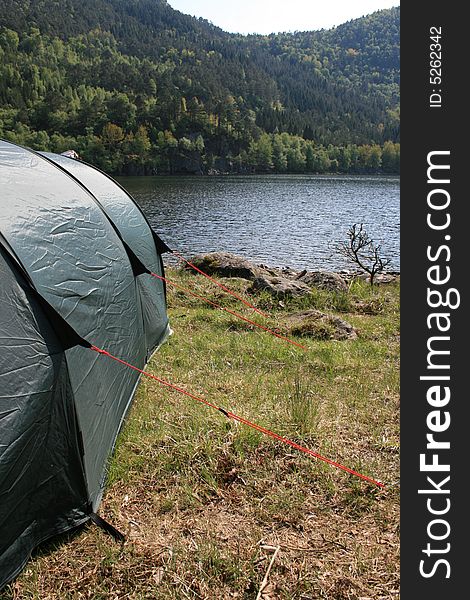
[{"left": 337, "top": 223, "right": 391, "bottom": 286}]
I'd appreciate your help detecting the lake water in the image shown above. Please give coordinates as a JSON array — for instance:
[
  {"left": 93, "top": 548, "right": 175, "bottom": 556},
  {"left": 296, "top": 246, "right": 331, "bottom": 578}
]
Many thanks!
[{"left": 118, "top": 174, "right": 400, "bottom": 272}]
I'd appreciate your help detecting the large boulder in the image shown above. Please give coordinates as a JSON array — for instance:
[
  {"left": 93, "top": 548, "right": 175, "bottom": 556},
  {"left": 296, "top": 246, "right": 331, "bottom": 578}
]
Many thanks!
[
  {"left": 299, "top": 271, "right": 348, "bottom": 292},
  {"left": 285, "top": 309, "right": 357, "bottom": 340},
  {"left": 184, "top": 252, "right": 263, "bottom": 280},
  {"left": 248, "top": 275, "right": 311, "bottom": 298}
]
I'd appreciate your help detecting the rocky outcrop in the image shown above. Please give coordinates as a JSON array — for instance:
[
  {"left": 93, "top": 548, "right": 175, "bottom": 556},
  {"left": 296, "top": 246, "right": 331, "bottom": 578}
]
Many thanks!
[
  {"left": 284, "top": 309, "right": 358, "bottom": 340},
  {"left": 248, "top": 275, "right": 312, "bottom": 298},
  {"left": 184, "top": 252, "right": 264, "bottom": 280},
  {"left": 298, "top": 271, "right": 348, "bottom": 292},
  {"left": 184, "top": 253, "right": 398, "bottom": 294}
]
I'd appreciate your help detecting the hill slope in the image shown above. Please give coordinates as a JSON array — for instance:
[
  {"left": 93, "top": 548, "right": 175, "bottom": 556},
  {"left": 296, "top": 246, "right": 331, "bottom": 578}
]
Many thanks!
[{"left": 0, "top": 1, "right": 400, "bottom": 174}]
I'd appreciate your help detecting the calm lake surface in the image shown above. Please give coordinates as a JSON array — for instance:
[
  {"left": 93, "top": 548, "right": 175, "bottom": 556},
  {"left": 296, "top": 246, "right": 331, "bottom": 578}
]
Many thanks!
[{"left": 119, "top": 174, "right": 400, "bottom": 271}]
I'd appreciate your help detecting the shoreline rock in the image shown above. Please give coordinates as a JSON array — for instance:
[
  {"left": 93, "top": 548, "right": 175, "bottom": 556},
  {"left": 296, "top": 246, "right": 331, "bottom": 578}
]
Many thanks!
[
  {"left": 183, "top": 252, "right": 399, "bottom": 292},
  {"left": 298, "top": 271, "right": 348, "bottom": 292},
  {"left": 184, "top": 252, "right": 264, "bottom": 280}
]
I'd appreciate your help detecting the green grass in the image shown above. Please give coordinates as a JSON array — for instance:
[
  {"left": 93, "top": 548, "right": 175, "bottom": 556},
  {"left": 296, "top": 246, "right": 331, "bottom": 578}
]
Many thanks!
[{"left": 2, "top": 270, "right": 400, "bottom": 599}]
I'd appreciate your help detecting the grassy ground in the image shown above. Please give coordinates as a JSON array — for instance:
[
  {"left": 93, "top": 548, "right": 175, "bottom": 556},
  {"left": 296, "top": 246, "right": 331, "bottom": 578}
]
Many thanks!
[{"left": 2, "top": 269, "right": 400, "bottom": 599}]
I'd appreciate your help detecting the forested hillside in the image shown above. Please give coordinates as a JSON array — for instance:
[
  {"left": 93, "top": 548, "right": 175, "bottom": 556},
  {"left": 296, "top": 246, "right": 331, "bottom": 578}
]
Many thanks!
[{"left": 0, "top": 1, "right": 400, "bottom": 174}]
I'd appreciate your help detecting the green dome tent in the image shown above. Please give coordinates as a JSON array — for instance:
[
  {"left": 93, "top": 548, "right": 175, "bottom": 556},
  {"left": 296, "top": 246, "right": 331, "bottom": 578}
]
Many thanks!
[{"left": 0, "top": 140, "right": 171, "bottom": 588}]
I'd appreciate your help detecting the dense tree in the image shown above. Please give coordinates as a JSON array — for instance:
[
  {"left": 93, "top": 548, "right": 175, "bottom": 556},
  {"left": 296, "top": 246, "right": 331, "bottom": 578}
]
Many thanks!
[{"left": 0, "top": 2, "right": 400, "bottom": 175}]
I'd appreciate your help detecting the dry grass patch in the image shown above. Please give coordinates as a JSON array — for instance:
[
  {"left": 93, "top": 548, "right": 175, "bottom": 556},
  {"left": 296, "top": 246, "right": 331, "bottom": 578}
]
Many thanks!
[{"left": 1, "top": 271, "right": 399, "bottom": 599}]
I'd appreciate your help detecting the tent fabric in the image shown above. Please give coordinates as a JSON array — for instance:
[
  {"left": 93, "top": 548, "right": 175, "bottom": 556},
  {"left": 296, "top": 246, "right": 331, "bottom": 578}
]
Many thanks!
[
  {"left": 0, "top": 140, "right": 170, "bottom": 588},
  {"left": 40, "top": 151, "right": 168, "bottom": 359}
]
